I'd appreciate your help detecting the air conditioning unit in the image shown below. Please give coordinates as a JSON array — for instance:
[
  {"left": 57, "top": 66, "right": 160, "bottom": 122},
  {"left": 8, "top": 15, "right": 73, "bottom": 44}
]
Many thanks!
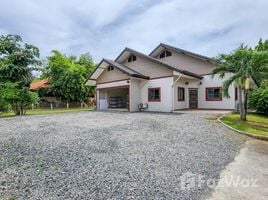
[{"left": 138, "top": 103, "right": 148, "bottom": 111}]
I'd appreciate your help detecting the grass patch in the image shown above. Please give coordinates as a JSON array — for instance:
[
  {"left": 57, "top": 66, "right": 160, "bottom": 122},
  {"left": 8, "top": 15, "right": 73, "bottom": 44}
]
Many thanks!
[
  {"left": 0, "top": 107, "right": 94, "bottom": 118},
  {"left": 221, "top": 113, "right": 268, "bottom": 137}
]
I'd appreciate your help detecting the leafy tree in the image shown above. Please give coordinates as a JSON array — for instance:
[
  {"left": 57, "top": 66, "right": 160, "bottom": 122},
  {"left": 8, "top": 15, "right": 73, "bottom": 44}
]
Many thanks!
[
  {"left": 0, "top": 82, "right": 39, "bottom": 114},
  {"left": 249, "top": 80, "right": 268, "bottom": 115},
  {"left": 255, "top": 38, "right": 268, "bottom": 51},
  {"left": 0, "top": 34, "right": 40, "bottom": 115},
  {"left": 0, "top": 97, "right": 10, "bottom": 112},
  {"left": 253, "top": 39, "right": 268, "bottom": 84},
  {"left": 42, "top": 51, "right": 95, "bottom": 104},
  {"left": 213, "top": 45, "right": 268, "bottom": 121},
  {"left": 77, "top": 53, "right": 95, "bottom": 77}
]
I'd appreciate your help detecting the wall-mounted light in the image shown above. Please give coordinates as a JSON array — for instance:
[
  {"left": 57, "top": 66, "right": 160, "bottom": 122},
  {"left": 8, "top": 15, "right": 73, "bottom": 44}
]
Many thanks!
[
  {"left": 199, "top": 82, "right": 202, "bottom": 85},
  {"left": 185, "top": 82, "right": 189, "bottom": 85}
]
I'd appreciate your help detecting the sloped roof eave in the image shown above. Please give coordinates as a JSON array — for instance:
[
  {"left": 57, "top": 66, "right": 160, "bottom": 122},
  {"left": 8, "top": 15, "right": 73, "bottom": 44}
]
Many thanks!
[
  {"left": 115, "top": 47, "right": 202, "bottom": 79},
  {"left": 149, "top": 43, "right": 214, "bottom": 63},
  {"left": 85, "top": 59, "right": 149, "bottom": 84}
]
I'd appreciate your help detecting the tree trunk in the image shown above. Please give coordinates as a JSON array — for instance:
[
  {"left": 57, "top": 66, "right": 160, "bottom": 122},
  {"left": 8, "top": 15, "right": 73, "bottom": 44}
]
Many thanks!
[
  {"left": 238, "top": 88, "right": 247, "bottom": 121},
  {"left": 244, "top": 90, "right": 248, "bottom": 116},
  {"left": 14, "top": 103, "right": 23, "bottom": 115},
  {"left": 14, "top": 103, "right": 19, "bottom": 115},
  {"left": 19, "top": 105, "right": 23, "bottom": 115}
]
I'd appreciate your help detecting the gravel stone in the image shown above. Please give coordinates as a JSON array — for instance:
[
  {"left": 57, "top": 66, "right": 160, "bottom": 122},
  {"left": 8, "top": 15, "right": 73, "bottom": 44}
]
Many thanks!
[{"left": 0, "top": 111, "right": 245, "bottom": 199}]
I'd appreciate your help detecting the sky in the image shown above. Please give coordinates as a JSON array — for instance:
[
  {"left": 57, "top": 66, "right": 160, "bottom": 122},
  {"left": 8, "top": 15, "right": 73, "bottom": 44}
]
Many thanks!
[{"left": 0, "top": 0, "right": 268, "bottom": 63}]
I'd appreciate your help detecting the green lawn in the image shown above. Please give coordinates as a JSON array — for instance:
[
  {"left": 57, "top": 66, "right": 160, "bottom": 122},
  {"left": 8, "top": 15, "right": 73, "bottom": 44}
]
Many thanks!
[
  {"left": 221, "top": 113, "right": 268, "bottom": 137},
  {"left": 0, "top": 107, "right": 94, "bottom": 118}
]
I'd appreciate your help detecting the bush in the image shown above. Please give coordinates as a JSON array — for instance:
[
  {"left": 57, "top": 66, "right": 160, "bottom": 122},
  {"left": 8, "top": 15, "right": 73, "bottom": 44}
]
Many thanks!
[
  {"left": 0, "top": 83, "right": 40, "bottom": 115},
  {"left": 249, "top": 80, "right": 268, "bottom": 115},
  {"left": 0, "top": 99, "right": 11, "bottom": 112}
]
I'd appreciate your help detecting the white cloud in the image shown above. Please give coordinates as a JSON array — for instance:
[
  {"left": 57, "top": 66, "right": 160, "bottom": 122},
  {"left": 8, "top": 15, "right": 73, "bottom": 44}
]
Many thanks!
[{"left": 0, "top": 0, "right": 267, "bottom": 62}]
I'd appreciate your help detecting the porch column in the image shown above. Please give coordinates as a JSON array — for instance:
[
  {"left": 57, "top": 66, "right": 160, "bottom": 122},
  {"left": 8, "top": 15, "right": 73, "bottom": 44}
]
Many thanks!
[
  {"left": 171, "top": 75, "right": 182, "bottom": 112},
  {"left": 96, "top": 89, "right": 100, "bottom": 110}
]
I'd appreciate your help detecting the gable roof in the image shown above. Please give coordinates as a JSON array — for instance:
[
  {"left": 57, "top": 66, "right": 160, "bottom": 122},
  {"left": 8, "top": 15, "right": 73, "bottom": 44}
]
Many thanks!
[
  {"left": 149, "top": 43, "right": 214, "bottom": 63},
  {"left": 115, "top": 47, "right": 203, "bottom": 79},
  {"left": 103, "top": 59, "right": 149, "bottom": 79},
  {"left": 86, "top": 58, "right": 149, "bottom": 82}
]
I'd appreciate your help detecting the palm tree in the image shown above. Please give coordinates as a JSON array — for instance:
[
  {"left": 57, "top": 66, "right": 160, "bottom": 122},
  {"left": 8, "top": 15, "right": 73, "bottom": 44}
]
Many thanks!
[{"left": 212, "top": 45, "right": 268, "bottom": 121}]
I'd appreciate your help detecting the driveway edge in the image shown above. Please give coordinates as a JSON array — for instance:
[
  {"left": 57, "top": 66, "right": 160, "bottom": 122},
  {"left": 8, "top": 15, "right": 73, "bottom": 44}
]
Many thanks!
[{"left": 217, "top": 114, "right": 268, "bottom": 141}]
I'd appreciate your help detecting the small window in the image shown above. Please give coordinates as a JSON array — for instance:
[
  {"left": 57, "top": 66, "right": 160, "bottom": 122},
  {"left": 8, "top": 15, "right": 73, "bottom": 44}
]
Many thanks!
[
  {"left": 107, "top": 65, "right": 114, "bottom": 71},
  {"left": 159, "top": 50, "right": 172, "bottom": 58},
  {"left": 128, "top": 55, "right": 136, "bottom": 62},
  {"left": 178, "top": 87, "right": 185, "bottom": 101},
  {"left": 206, "top": 87, "right": 222, "bottom": 101},
  {"left": 159, "top": 51, "right": 165, "bottom": 58},
  {"left": 148, "top": 88, "right": 161, "bottom": 102},
  {"left": 166, "top": 50, "right": 172, "bottom": 57}
]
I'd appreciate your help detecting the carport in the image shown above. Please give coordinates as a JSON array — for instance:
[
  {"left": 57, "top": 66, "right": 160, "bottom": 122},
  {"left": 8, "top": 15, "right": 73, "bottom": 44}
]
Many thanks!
[
  {"left": 98, "top": 86, "right": 129, "bottom": 111},
  {"left": 86, "top": 58, "right": 149, "bottom": 112}
]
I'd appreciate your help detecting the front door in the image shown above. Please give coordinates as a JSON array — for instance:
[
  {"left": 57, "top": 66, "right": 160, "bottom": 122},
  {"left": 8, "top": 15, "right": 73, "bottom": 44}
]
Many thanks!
[{"left": 189, "top": 89, "right": 198, "bottom": 109}]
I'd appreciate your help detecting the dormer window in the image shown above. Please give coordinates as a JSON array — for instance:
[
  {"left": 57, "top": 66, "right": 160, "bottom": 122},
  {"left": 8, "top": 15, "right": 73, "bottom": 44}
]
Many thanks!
[
  {"left": 128, "top": 55, "right": 136, "bottom": 62},
  {"left": 159, "top": 50, "right": 172, "bottom": 58},
  {"left": 107, "top": 65, "right": 114, "bottom": 71}
]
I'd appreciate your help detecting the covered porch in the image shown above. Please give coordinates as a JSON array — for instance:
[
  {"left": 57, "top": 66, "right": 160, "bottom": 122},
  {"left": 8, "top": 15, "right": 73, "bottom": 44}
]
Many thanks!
[
  {"left": 172, "top": 71, "right": 201, "bottom": 110},
  {"left": 97, "top": 86, "right": 129, "bottom": 111}
]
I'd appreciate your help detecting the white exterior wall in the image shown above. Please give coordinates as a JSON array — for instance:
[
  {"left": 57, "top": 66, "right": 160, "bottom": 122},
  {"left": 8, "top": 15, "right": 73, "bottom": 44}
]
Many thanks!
[
  {"left": 130, "top": 79, "right": 141, "bottom": 112},
  {"left": 140, "top": 77, "right": 173, "bottom": 112},
  {"left": 173, "top": 78, "right": 199, "bottom": 110},
  {"left": 173, "top": 74, "right": 236, "bottom": 110},
  {"left": 198, "top": 74, "right": 235, "bottom": 109},
  {"left": 157, "top": 50, "right": 215, "bottom": 75},
  {"left": 95, "top": 75, "right": 235, "bottom": 112}
]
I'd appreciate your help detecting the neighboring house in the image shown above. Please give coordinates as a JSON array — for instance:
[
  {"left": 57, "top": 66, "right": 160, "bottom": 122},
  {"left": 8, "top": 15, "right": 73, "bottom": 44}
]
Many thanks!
[
  {"left": 30, "top": 78, "right": 49, "bottom": 90},
  {"left": 86, "top": 43, "right": 237, "bottom": 112},
  {"left": 30, "top": 79, "right": 94, "bottom": 108},
  {"left": 30, "top": 78, "right": 61, "bottom": 107}
]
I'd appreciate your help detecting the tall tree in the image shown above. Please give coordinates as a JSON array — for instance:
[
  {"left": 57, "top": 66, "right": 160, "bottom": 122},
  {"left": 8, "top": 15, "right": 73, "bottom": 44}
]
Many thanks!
[
  {"left": 212, "top": 44, "right": 268, "bottom": 121},
  {"left": 42, "top": 51, "right": 95, "bottom": 104},
  {"left": 0, "top": 34, "right": 40, "bottom": 115},
  {"left": 253, "top": 39, "right": 268, "bottom": 84},
  {"left": 255, "top": 38, "right": 268, "bottom": 51},
  {"left": 77, "top": 53, "right": 95, "bottom": 77}
]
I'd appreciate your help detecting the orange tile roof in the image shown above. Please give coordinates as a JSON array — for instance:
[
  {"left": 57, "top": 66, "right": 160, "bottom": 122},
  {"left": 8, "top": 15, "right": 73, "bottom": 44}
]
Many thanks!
[{"left": 30, "top": 78, "right": 49, "bottom": 90}]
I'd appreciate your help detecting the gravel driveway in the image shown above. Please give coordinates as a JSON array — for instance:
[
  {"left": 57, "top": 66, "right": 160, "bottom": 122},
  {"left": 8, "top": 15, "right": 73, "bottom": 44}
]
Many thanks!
[{"left": 0, "top": 111, "right": 245, "bottom": 200}]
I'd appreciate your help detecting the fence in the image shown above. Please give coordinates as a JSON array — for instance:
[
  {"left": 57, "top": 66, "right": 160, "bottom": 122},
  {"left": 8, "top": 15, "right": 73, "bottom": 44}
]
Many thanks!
[{"left": 31, "top": 98, "right": 95, "bottom": 110}]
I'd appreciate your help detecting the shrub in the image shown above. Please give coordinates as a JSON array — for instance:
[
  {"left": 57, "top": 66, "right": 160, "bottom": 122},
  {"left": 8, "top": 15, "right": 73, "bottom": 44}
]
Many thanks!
[
  {"left": 0, "top": 99, "right": 11, "bottom": 112},
  {"left": 249, "top": 80, "right": 268, "bottom": 115}
]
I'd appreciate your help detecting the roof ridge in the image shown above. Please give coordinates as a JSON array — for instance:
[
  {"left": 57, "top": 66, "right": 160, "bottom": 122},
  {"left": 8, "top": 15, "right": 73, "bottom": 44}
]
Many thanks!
[
  {"left": 102, "top": 58, "right": 148, "bottom": 79},
  {"left": 117, "top": 47, "right": 202, "bottom": 79},
  {"left": 104, "top": 58, "right": 143, "bottom": 76},
  {"left": 149, "top": 43, "right": 214, "bottom": 62}
]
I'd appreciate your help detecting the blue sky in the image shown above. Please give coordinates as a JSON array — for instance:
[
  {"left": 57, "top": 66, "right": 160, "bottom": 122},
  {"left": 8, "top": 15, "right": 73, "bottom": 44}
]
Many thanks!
[{"left": 0, "top": 0, "right": 267, "bottom": 62}]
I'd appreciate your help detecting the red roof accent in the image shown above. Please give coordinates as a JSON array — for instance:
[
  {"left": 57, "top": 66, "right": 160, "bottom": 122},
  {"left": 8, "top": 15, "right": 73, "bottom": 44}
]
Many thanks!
[{"left": 30, "top": 78, "right": 49, "bottom": 90}]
